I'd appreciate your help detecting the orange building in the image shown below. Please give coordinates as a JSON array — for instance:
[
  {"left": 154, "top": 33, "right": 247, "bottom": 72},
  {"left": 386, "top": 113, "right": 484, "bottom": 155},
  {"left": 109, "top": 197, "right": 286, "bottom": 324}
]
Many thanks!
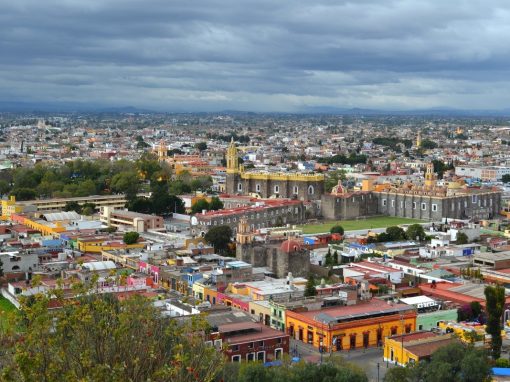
[{"left": 285, "top": 299, "right": 417, "bottom": 352}]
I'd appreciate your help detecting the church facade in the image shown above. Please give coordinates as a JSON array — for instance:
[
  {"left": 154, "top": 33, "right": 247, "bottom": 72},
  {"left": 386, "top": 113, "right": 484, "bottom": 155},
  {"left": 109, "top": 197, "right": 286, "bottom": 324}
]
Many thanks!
[{"left": 225, "top": 140, "right": 325, "bottom": 201}]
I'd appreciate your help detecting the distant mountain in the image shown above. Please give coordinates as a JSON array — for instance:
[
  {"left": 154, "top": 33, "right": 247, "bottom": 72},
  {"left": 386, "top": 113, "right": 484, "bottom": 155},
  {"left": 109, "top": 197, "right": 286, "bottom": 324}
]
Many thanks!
[{"left": 1, "top": 100, "right": 510, "bottom": 117}]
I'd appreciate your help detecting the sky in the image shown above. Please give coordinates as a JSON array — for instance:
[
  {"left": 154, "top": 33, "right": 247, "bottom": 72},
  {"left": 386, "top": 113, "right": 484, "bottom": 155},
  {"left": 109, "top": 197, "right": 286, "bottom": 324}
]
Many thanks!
[{"left": 1, "top": 0, "right": 510, "bottom": 112}]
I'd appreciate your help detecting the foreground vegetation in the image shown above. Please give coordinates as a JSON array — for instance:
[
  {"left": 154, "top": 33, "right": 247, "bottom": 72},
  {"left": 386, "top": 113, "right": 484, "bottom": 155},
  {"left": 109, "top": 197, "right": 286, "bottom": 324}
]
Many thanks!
[{"left": 0, "top": 285, "right": 369, "bottom": 382}]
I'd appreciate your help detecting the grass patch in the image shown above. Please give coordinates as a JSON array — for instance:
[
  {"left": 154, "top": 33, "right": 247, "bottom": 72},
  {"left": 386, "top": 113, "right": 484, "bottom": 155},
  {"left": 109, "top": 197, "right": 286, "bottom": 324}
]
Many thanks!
[
  {"left": 0, "top": 295, "right": 18, "bottom": 331},
  {"left": 298, "top": 216, "right": 425, "bottom": 234}
]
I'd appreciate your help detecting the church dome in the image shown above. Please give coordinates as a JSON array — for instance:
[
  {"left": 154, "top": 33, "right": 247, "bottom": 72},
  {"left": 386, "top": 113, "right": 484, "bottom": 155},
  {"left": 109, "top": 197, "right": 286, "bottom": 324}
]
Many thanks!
[{"left": 280, "top": 240, "right": 303, "bottom": 253}]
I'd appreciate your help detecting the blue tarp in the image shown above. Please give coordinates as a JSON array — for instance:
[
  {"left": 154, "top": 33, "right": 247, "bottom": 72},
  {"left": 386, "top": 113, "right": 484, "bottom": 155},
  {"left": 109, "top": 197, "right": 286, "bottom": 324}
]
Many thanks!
[{"left": 492, "top": 367, "right": 510, "bottom": 376}]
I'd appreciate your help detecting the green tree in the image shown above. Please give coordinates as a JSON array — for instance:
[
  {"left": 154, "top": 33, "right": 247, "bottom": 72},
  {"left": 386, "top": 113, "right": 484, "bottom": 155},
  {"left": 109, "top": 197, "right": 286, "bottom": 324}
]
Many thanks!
[
  {"left": 209, "top": 197, "right": 224, "bottom": 211},
  {"left": 204, "top": 225, "right": 233, "bottom": 254},
  {"left": 123, "top": 231, "right": 140, "bottom": 245},
  {"left": 330, "top": 225, "right": 344, "bottom": 235},
  {"left": 110, "top": 171, "right": 139, "bottom": 201},
  {"left": 456, "top": 232, "right": 469, "bottom": 245},
  {"left": 1, "top": 291, "right": 223, "bottom": 382},
  {"left": 406, "top": 224, "right": 426, "bottom": 241},
  {"left": 64, "top": 201, "right": 82, "bottom": 213},
  {"left": 304, "top": 274, "right": 317, "bottom": 297},
  {"left": 325, "top": 250, "right": 333, "bottom": 267},
  {"left": 333, "top": 250, "right": 339, "bottom": 265},
  {"left": 502, "top": 174, "right": 510, "bottom": 183},
  {"left": 192, "top": 199, "right": 210, "bottom": 214},
  {"left": 10, "top": 187, "right": 36, "bottom": 201},
  {"left": 385, "top": 226, "right": 406, "bottom": 241},
  {"left": 127, "top": 197, "right": 153, "bottom": 214},
  {"left": 0, "top": 179, "right": 11, "bottom": 196},
  {"left": 324, "top": 170, "right": 347, "bottom": 192},
  {"left": 485, "top": 284, "right": 506, "bottom": 359},
  {"left": 421, "top": 139, "right": 438, "bottom": 149},
  {"left": 195, "top": 142, "right": 208, "bottom": 151}
]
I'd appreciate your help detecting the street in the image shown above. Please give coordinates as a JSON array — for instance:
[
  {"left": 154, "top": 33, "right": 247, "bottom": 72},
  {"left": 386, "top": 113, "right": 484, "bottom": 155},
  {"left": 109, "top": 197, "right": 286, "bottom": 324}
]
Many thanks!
[{"left": 290, "top": 339, "right": 394, "bottom": 382}]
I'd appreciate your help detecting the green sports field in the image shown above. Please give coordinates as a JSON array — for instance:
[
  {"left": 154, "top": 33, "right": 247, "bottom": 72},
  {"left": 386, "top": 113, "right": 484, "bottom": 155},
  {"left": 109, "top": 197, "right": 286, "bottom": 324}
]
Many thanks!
[{"left": 298, "top": 216, "right": 425, "bottom": 234}]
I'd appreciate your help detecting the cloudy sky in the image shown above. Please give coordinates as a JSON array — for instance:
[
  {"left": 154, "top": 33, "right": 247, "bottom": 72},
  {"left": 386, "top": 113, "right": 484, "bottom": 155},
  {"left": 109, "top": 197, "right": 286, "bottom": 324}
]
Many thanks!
[{"left": 1, "top": 0, "right": 510, "bottom": 112}]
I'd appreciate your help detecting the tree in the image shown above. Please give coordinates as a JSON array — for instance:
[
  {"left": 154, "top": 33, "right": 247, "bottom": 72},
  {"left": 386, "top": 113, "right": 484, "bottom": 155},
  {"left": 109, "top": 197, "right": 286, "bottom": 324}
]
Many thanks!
[
  {"left": 420, "top": 139, "right": 438, "bottom": 149},
  {"left": 324, "top": 170, "right": 347, "bottom": 192},
  {"left": 127, "top": 197, "right": 153, "bottom": 214},
  {"left": 385, "top": 226, "right": 406, "bottom": 241},
  {"left": 110, "top": 171, "right": 139, "bottom": 201},
  {"left": 304, "top": 274, "right": 317, "bottom": 297},
  {"left": 204, "top": 226, "right": 233, "bottom": 254},
  {"left": 209, "top": 197, "right": 223, "bottom": 211},
  {"left": 330, "top": 225, "right": 344, "bottom": 235},
  {"left": 0, "top": 179, "right": 11, "bottom": 196},
  {"left": 64, "top": 201, "right": 82, "bottom": 213},
  {"left": 456, "top": 232, "right": 469, "bottom": 245},
  {"left": 0, "top": 257, "right": 3, "bottom": 280},
  {"left": 502, "top": 174, "right": 510, "bottom": 183},
  {"left": 406, "top": 224, "right": 426, "bottom": 241},
  {"left": 1, "top": 291, "right": 224, "bottom": 381},
  {"left": 10, "top": 187, "right": 36, "bottom": 201},
  {"left": 383, "top": 342, "right": 490, "bottom": 382},
  {"left": 485, "top": 284, "right": 506, "bottom": 359},
  {"left": 195, "top": 142, "right": 208, "bottom": 151},
  {"left": 192, "top": 199, "right": 210, "bottom": 214},
  {"left": 325, "top": 250, "right": 333, "bottom": 267},
  {"left": 333, "top": 250, "right": 339, "bottom": 265},
  {"left": 123, "top": 231, "right": 140, "bottom": 245}
]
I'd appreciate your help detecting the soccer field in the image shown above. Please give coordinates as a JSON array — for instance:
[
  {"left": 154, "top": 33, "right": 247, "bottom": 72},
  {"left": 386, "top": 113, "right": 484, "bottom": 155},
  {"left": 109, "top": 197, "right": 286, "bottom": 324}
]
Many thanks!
[{"left": 298, "top": 216, "right": 425, "bottom": 234}]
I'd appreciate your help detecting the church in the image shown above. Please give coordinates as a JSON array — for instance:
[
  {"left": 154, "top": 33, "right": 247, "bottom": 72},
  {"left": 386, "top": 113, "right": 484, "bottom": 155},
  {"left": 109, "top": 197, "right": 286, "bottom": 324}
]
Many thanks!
[{"left": 225, "top": 139, "right": 325, "bottom": 201}]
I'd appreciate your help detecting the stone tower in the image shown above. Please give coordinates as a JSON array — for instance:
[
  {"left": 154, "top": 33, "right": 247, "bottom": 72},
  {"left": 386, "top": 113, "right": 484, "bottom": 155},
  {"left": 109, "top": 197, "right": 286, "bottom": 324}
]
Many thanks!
[
  {"left": 236, "top": 216, "right": 253, "bottom": 245},
  {"left": 157, "top": 139, "right": 167, "bottom": 160},
  {"left": 226, "top": 138, "right": 241, "bottom": 194},
  {"left": 416, "top": 131, "right": 422, "bottom": 148},
  {"left": 424, "top": 162, "right": 437, "bottom": 189}
]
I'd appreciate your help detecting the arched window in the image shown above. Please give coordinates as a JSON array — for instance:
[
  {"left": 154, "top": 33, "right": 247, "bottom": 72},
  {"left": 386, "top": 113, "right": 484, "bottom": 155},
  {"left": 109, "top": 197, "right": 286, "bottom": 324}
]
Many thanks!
[
  {"left": 308, "top": 185, "right": 314, "bottom": 195},
  {"left": 274, "top": 185, "right": 279, "bottom": 194},
  {"left": 237, "top": 183, "right": 242, "bottom": 192},
  {"left": 256, "top": 184, "right": 261, "bottom": 192},
  {"left": 293, "top": 186, "right": 299, "bottom": 194}
]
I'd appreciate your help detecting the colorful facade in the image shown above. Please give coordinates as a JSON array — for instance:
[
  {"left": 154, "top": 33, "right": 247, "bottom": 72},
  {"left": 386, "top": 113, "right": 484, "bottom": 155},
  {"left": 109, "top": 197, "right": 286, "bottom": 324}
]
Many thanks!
[{"left": 285, "top": 299, "right": 417, "bottom": 352}]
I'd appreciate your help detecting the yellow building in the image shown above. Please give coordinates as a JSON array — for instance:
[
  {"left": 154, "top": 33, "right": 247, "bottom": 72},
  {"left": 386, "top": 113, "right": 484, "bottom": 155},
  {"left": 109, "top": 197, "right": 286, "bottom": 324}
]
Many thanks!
[
  {"left": 1, "top": 196, "right": 24, "bottom": 219},
  {"left": 384, "top": 332, "right": 457, "bottom": 366},
  {"left": 77, "top": 236, "right": 145, "bottom": 253},
  {"left": 249, "top": 300, "right": 272, "bottom": 326},
  {"left": 285, "top": 299, "right": 417, "bottom": 352},
  {"left": 437, "top": 321, "right": 505, "bottom": 344}
]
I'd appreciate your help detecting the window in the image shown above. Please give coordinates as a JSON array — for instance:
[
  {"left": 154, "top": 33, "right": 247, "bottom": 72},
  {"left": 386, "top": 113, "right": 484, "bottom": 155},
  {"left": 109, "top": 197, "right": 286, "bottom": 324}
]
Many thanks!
[
  {"left": 275, "top": 348, "right": 283, "bottom": 360},
  {"left": 257, "top": 340, "right": 264, "bottom": 348},
  {"left": 391, "top": 199, "right": 395, "bottom": 207},
  {"left": 256, "top": 184, "right": 261, "bottom": 192},
  {"left": 205, "top": 341, "right": 213, "bottom": 347},
  {"left": 308, "top": 185, "right": 314, "bottom": 195},
  {"left": 237, "top": 183, "right": 242, "bottom": 192},
  {"left": 274, "top": 185, "right": 279, "bottom": 194},
  {"left": 231, "top": 345, "right": 239, "bottom": 351},
  {"left": 400, "top": 201, "right": 404, "bottom": 208},
  {"left": 248, "top": 342, "right": 254, "bottom": 349},
  {"left": 257, "top": 351, "right": 265, "bottom": 362},
  {"left": 247, "top": 353, "right": 255, "bottom": 361},
  {"left": 472, "top": 195, "right": 477, "bottom": 203},
  {"left": 413, "top": 202, "right": 417, "bottom": 210},
  {"left": 432, "top": 204, "right": 437, "bottom": 212},
  {"left": 293, "top": 186, "right": 299, "bottom": 194},
  {"left": 277, "top": 337, "right": 282, "bottom": 344},
  {"left": 421, "top": 203, "right": 426, "bottom": 211},
  {"left": 232, "top": 355, "right": 241, "bottom": 362},
  {"left": 382, "top": 199, "right": 387, "bottom": 206}
]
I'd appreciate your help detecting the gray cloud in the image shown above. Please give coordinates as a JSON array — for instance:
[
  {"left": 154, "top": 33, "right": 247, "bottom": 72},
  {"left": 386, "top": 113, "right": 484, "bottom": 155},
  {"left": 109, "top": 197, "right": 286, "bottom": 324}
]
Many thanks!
[{"left": 1, "top": 0, "right": 510, "bottom": 111}]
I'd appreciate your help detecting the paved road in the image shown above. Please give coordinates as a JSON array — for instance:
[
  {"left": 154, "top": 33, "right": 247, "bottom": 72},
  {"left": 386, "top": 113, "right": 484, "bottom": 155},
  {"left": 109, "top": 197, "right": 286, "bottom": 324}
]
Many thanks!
[{"left": 290, "top": 339, "right": 394, "bottom": 382}]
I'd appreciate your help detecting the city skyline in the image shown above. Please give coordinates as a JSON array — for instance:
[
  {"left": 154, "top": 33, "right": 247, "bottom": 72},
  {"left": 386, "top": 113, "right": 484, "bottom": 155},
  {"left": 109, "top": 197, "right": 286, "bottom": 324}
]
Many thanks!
[{"left": 2, "top": 1, "right": 510, "bottom": 112}]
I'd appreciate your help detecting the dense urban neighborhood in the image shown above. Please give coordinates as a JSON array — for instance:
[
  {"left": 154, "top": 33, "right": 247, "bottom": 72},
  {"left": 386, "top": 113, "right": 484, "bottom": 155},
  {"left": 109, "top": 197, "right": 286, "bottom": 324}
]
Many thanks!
[{"left": 1, "top": 112, "right": 510, "bottom": 381}]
